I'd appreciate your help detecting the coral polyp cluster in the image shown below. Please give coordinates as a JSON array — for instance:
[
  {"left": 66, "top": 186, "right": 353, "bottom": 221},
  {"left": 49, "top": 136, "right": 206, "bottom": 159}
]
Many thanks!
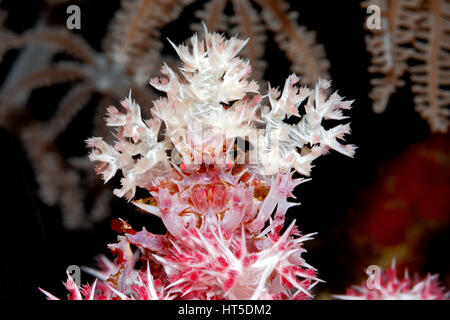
[
  {"left": 43, "top": 219, "right": 319, "bottom": 300},
  {"left": 335, "top": 260, "right": 450, "bottom": 300},
  {"left": 40, "top": 27, "right": 356, "bottom": 300}
]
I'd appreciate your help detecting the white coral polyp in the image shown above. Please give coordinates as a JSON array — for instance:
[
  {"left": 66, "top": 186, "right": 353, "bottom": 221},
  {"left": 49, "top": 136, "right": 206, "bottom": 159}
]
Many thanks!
[
  {"left": 87, "top": 26, "right": 355, "bottom": 188},
  {"left": 43, "top": 27, "right": 357, "bottom": 300}
]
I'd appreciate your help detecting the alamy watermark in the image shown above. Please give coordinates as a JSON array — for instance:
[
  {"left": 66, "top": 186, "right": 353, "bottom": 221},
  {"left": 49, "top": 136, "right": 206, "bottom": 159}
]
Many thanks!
[
  {"left": 66, "top": 5, "right": 81, "bottom": 30},
  {"left": 365, "top": 4, "right": 381, "bottom": 30},
  {"left": 366, "top": 264, "right": 382, "bottom": 290},
  {"left": 167, "top": 121, "right": 286, "bottom": 172},
  {"left": 66, "top": 264, "right": 81, "bottom": 287}
]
